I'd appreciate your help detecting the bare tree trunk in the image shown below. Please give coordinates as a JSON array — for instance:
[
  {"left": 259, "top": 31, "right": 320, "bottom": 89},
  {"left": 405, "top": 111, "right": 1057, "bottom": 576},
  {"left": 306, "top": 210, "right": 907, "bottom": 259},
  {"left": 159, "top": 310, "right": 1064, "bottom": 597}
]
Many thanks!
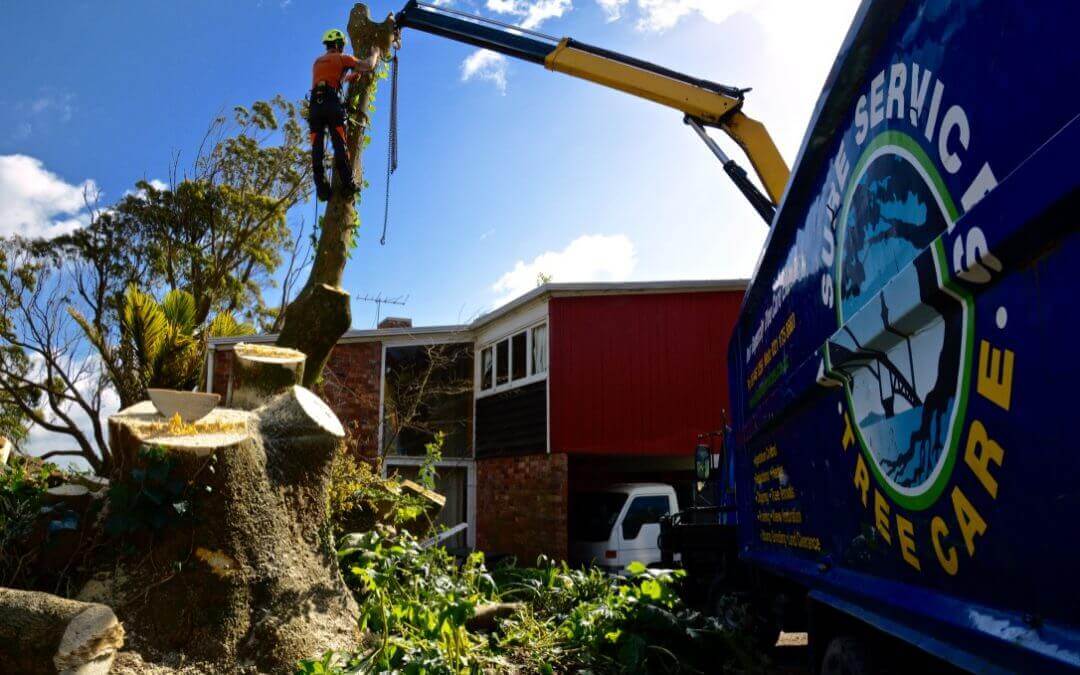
[
  {"left": 97, "top": 385, "right": 355, "bottom": 672},
  {"left": 276, "top": 4, "right": 397, "bottom": 387},
  {"left": 0, "top": 588, "right": 124, "bottom": 675}
]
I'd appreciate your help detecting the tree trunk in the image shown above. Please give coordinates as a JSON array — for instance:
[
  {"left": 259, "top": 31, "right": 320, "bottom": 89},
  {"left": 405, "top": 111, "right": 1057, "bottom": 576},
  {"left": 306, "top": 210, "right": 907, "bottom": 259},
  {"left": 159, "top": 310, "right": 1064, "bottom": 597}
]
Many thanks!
[
  {"left": 99, "top": 385, "right": 356, "bottom": 672},
  {"left": 228, "top": 343, "right": 307, "bottom": 410},
  {"left": 0, "top": 587, "right": 124, "bottom": 675},
  {"left": 277, "top": 4, "right": 397, "bottom": 387}
]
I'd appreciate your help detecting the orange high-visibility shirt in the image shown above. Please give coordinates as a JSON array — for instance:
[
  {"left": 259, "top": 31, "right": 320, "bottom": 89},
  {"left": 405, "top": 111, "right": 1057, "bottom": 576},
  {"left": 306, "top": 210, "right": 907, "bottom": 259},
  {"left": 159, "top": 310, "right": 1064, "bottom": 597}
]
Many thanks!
[{"left": 312, "top": 52, "right": 361, "bottom": 89}]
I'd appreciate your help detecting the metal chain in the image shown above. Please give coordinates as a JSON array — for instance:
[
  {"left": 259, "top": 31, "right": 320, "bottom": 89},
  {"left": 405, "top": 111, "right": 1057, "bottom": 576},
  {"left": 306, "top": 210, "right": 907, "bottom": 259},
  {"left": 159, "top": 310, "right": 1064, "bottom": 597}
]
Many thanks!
[{"left": 380, "top": 54, "right": 399, "bottom": 246}]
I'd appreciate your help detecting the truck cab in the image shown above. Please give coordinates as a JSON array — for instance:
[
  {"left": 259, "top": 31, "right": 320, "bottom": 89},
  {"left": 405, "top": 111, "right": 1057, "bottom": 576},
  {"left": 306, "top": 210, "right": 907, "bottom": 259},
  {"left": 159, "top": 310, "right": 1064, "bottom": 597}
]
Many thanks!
[{"left": 569, "top": 483, "right": 678, "bottom": 572}]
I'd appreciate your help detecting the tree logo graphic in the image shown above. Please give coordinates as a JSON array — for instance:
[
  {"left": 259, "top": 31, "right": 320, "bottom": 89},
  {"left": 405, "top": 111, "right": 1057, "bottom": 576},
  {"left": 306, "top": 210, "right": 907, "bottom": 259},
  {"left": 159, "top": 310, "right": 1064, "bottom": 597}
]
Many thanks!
[{"left": 827, "top": 131, "right": 975, "bottom": 511}]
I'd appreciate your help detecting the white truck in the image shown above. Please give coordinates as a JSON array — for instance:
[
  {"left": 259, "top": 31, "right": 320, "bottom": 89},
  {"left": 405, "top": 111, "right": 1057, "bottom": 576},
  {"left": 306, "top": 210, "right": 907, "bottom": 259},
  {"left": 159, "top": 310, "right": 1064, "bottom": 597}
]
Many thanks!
[{"left": 569, "top": 483, "right": 678, "bottom": 573}]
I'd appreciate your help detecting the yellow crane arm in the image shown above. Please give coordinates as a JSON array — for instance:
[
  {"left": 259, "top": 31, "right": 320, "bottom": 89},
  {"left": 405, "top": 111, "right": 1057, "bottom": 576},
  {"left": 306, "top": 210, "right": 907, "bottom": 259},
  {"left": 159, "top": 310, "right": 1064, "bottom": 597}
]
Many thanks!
[
  {"left": 543, "top": 39, "right": 789, "bottom": 206},
  {"left": 394, "top": 0, "right": 790, "bottom": 221}
]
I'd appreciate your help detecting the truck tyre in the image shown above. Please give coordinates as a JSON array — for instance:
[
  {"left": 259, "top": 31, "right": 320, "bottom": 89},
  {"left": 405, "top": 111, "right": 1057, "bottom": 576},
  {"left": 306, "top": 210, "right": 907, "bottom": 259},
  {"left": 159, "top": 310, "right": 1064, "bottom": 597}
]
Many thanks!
[{"left": 821, "top": 635, "right": 873, "bottom": 675}]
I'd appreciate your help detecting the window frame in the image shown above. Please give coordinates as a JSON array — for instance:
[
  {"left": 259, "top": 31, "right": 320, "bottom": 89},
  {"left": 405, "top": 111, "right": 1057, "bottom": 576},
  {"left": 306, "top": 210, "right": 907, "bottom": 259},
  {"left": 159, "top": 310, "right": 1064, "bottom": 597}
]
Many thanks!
[
  {"left": 475, "top": 319, "right": 548, "bottom": 399},
  {"left": 480, "top": 346, "right": 494, "bottom": 391}
]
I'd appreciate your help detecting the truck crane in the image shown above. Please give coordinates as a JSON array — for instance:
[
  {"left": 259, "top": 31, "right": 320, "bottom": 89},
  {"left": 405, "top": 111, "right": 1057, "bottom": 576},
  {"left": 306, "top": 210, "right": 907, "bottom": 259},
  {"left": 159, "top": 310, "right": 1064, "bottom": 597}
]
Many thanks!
[
  {"left": 384, "top": 2, "right": 1080, "bottom": 673},
  {"left": 391, "top": 0, "right": 789, "bottom": 224}
]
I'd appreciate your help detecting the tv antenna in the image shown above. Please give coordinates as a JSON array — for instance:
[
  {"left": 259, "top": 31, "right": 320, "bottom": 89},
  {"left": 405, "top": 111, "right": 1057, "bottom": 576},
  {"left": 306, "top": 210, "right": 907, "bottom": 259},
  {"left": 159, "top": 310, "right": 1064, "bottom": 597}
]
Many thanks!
[{"left": 356, "top": 292, "right": 409, "bottom": 327}]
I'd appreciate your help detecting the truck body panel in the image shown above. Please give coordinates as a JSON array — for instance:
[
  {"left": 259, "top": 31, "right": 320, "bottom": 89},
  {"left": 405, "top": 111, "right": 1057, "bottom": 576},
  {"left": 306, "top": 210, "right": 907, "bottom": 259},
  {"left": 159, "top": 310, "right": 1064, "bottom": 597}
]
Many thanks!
[{"left": 728, "top": 0, "right": 1080, "bottom": 671}]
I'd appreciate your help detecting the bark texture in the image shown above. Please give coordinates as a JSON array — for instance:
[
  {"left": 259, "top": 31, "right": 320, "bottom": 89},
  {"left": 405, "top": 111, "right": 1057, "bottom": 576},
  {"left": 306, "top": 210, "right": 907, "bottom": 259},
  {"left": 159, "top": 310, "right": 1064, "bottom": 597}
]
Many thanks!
[
  {"left": 97, "top": 384, "right": 356, "bottom": 672},
  {"left": 0, "top": 587, "right": 124, "bottom": 675},
  {"left": 228, "top": 343, "right": 307, "bottom": 410},
  {"left": 276, "top": 4, "right": 397, "bottom": 386}
]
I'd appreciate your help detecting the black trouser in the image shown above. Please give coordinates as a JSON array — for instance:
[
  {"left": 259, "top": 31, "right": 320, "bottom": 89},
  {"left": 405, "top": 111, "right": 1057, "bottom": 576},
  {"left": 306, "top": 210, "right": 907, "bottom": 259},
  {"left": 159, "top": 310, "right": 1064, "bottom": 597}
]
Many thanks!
[{"left": 308, "top": 86, "right": 352, "bottom": 191}]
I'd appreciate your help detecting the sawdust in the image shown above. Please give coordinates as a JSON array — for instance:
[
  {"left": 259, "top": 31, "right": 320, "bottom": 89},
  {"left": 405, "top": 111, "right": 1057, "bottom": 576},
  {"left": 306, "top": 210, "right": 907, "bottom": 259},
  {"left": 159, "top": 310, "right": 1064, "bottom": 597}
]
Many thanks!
[
  {"left": 140, "top": 412, "right": 247, "bottom": 439},
  {"left": 235, "top": 342, "right": 306, "bottom": 362}
]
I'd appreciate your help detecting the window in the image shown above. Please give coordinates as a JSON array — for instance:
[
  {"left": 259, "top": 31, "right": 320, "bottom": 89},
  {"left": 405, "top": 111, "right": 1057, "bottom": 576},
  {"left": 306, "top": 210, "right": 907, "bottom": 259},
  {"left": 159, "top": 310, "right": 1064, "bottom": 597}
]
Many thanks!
[
  {"left": 477, "top": 322, "right": 548, "bottom": 396},
  {"left": 511, "top": 331, "right": 527, "bottom": 381},
  {"left": 480, "top": 347, "right": 493, "bottom": 391},
  {"left": 383, "top": 343, "right": 473, "bottom": 457},
  {"left": 570, "top": 492, "right": 628, "bottom": 542},
  {"left": 621, "top": 496, "right": 670, "bottom": 540},
  {"left": 531, "top": 324, "right": 547, "bottom": 374},
  {"left": 495, "top": 339, "right": 509, "bottom": 385}
]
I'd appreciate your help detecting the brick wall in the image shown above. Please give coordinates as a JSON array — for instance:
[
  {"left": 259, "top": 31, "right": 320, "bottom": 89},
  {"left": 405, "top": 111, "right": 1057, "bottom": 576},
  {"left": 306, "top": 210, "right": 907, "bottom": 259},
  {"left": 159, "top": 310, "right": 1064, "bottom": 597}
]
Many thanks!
[
  {"left": 476, "top": 453, "right": 568, "bottom": 562},
  {"left": 209, "top": 341, "right": 384, "bottom": 455}
]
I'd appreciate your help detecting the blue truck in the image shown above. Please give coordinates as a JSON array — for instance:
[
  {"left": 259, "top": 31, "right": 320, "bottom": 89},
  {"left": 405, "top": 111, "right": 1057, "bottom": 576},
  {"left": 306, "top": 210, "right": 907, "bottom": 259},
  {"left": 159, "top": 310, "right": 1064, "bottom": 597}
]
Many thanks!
[
  {"left": 691, "top": 0, "right": 1080, "bottom": 671},
  {"left": 391, "top": 0, "right": 1078, "bottom": 669}
]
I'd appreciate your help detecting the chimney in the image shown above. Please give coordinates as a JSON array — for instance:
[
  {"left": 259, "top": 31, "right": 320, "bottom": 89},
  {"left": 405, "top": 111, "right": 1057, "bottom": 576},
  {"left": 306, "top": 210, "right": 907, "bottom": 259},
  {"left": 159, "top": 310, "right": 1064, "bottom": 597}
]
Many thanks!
[{"left": 378, "top": 317, "right": 412, "bottom": 329}]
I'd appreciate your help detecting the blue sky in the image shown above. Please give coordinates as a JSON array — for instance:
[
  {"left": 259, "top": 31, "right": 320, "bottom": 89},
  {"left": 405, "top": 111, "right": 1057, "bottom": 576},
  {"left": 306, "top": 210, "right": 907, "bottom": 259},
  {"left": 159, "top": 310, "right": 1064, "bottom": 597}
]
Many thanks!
[{"left": 0, "top": 0, "right": 859, "bottom": 329}]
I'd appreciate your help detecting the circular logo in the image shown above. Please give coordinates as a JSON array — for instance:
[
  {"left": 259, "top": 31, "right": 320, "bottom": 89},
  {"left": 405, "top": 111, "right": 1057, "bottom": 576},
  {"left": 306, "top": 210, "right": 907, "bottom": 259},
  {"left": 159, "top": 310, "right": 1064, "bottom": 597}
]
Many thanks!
[{"left": 832, "top": 132, "right": 974, "bottom": 510}]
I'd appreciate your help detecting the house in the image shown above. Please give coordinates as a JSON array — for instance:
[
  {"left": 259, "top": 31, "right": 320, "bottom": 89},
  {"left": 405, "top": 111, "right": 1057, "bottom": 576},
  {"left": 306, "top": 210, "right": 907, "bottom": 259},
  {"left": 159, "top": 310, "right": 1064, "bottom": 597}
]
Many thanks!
[{"left": 206, "top": 280, "right": 746, "bottom": 561}]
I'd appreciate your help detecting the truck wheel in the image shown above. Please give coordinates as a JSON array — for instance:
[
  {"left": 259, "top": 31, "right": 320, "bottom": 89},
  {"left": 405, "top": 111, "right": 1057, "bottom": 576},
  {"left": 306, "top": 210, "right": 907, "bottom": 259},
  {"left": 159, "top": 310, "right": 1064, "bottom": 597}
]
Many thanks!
[{"left": 820, "top": 635, "right": 872, "bottom": 675}]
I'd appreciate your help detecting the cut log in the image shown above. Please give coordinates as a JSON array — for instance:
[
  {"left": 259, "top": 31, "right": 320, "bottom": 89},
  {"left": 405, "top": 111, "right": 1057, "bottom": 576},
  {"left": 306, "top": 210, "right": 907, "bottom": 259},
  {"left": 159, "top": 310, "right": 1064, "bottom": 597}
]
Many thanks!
[
  {"left": 101, "top": 387, "right": 357, "bottom": 672},
  {"left": 228, "top": 342, "right": 307, "bottom": 410},
  {"left": 467, "top": 602, "right": 524, "bottom": 632},
  {"left": 0, "top": 587, "right": 124, "bottom": 675},
  {"left": 66, "top": 473, "right": 109, "bottom": 494},
  {"left": 45, "top": 484, "right": 90, "bottom": 500},
  {"left": 44, "top": 484, "right": 94, "bottom": 512}
]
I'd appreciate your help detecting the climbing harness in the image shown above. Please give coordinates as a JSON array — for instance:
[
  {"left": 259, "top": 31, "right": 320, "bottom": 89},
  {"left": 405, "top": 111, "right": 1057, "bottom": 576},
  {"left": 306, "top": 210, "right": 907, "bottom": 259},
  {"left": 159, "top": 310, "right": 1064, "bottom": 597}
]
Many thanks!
[{"left": 380, "top": 53, "right": 399, "bottom": 246}]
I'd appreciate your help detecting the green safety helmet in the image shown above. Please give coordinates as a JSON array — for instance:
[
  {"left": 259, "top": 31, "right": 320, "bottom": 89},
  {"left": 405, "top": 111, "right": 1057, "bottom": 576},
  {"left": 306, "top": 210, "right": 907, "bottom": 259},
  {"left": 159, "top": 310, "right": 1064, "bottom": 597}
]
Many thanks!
[{"left": 322, "top": 28, "right": 346, "bottom": 45}]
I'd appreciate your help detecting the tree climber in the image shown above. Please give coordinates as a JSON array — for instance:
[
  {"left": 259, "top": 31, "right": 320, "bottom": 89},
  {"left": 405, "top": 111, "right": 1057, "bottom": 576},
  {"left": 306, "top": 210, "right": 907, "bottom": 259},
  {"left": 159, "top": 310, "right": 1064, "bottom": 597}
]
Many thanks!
[{"left": 309, "top": 28, "right": 380, "bottom": 201}]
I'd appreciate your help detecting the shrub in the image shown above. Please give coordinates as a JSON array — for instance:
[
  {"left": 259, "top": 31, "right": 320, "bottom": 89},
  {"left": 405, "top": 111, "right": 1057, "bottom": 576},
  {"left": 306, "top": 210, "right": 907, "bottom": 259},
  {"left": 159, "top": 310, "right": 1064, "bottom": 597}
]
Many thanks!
[
  {"left": 0, "top": 454, "right": 57, "bottom": 587},
  {"left": 300, "top": 528, "right": 765, "bottom": 674}
]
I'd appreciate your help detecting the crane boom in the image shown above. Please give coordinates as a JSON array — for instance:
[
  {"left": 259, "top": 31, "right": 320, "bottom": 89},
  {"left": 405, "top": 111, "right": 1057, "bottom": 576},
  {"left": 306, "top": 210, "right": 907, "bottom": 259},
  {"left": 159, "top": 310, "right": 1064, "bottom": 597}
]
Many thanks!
[{"left": 394, "top": 0, "right": 790, "bottom": 222}]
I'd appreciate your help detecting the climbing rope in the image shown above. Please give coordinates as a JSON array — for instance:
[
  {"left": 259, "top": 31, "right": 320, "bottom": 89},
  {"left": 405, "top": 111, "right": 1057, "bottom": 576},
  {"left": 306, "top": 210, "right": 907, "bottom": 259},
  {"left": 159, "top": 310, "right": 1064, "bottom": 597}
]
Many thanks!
[{"left": 380, "top": 53, "right": 399, "bottom": 246}]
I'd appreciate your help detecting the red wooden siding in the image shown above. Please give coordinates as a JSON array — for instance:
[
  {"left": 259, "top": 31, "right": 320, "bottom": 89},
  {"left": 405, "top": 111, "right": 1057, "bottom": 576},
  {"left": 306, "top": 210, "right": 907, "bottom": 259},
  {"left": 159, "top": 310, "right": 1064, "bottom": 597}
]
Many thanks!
[{"left": 549, "top": 290, "right": 742, "bottom": 457}]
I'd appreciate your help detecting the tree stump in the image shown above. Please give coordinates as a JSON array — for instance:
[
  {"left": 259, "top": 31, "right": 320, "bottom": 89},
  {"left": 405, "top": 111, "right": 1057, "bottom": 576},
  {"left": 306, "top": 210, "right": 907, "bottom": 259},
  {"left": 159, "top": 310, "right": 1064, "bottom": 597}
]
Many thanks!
[
  {"left": 101, "top": 385, "right": 357, "bottom": 672},
  {"left": 228, "top": 342, "right": 307, "bottom": 410},
  {"left": 0, "top": 587, "right": 124, "bottom": 675}
]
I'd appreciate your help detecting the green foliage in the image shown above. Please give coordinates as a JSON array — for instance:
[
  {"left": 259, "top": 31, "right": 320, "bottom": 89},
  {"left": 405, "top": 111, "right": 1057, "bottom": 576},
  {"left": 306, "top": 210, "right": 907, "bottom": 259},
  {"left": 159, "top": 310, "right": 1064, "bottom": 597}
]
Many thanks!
[
  {"left": 105, "top": 446, "right": 201, "bottom": 536},
  {"left": 416, "top": 433, "right": 444, "bottom": 491},
  {"left": 299, "top": 528, "right": 765, "bottom": 674},
  {"left": 0, "top": 455, "right": 56, "bottom": 586},
  {"left": 0, "top": 96, "right": 307, "bottom": 470},
  {"left": 327, "top": 449, "right": 439, "bottom": 536},
  {"left": 72, "top": 285, "right": 253, "bottom": 407},
  {"left": 0, "top": 246, "right": 38, "bottom": 445}
]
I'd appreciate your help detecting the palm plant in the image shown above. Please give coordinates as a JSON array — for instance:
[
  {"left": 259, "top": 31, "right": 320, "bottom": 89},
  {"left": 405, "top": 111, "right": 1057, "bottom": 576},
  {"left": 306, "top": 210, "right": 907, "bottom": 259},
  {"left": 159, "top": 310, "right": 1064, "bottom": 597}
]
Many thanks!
[{"left": 73, "top": 286, "right": 253, "bottom": 409}]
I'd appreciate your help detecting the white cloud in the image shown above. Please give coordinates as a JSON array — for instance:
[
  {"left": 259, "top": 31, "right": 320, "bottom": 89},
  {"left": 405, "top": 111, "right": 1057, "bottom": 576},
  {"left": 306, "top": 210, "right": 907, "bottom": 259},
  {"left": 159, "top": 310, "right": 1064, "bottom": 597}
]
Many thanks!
[
  {"left": 0, "top": 155, "right": 98, "bottom": 239},
  {"left": 491, "top": 233, "right": 636, "bottom": 306},
  {"left": 124, "top": 178, "right": 169, "bottom": 200},
  {"left": 630, "top": 0, "right": 753, "bottom": 31},
  {"left": 463, "top": 0, "right": 572, "bottom": 92},
  {"left": 29, "top": 90, "right": 75, "bottom": 123},
  {"left": 596, "top": 0, "right": 629, "bottom": 21},
  {"left": 486, "top": 0, "right": 571, "bottom": 28},
  {"left": 461, "top": 49, "right": 509, "bottom": 94},
  {"left": 13, "top": 89, "right": 76, "bottom": 140},
  {"left": 22, "top": 354, "right": 120, "bottom": 472}
]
